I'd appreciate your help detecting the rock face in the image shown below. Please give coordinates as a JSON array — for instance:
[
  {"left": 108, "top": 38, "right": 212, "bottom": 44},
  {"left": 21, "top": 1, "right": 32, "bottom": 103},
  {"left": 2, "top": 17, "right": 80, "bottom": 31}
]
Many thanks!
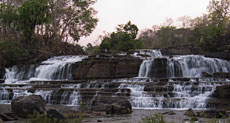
[
  {"left": 11, "top": 95, "right": 46, "bottom": 118},
  {"left": 213, "top": 85, "right": 230, "bottom": 99},
  {"left": 150, "top": 58, "right": 168, "bottom": 78},
  {"left": 72, "top": 55, "right": 142, "bottom": 80},
  {"left": 213, "top": 72, "right": 230, "bottom": 78},
  {"left": 90, "top": 97, "right": 132, "bottom": 115},
  {"left": 211, "top": 85, "right": 230, "bottom": 110},
  {"left": 0, "top": 66, "right": 5, "bottom": 79}
]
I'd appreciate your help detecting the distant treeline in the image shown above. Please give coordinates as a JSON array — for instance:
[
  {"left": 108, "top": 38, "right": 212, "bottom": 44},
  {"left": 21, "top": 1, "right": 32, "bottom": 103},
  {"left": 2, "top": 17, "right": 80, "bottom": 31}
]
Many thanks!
[{"left": 86, "top": 0, "right": 230, "bottom": 54}]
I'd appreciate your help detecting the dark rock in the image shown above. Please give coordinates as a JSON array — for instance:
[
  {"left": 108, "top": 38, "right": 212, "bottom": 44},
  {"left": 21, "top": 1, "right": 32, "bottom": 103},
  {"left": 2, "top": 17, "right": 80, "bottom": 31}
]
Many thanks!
[
  {"left": 47, "top": 109, "right": 66, "bottom": 121},
  {"left": 184, "top": 108, "right": 196, "bottom": 116},
  {"left": 3, "top": 113, "right": 18, "bottom": 120},
  {"left": 213, "top": 72, "right": 230, "bottom": 78},
  {"left": 0, "top": 113, "right": 14, "bottom": 121},
  {"left": 168, "top": 111, "right": 176, "bottom": 115},
  {"left": 97, "top": 120, "right": 102, "bottom": 122},
  {"left": 111, "top": 100, "right": 132, "bottom": 114},
  {"left": 205, "top": 52, "right": 230, "bottom": 60},
  {"left": 0, "top": 66, "right": 5, "bottom": 79},
  {"left": 196, "top": 110, "right": 228, "bottom": 118},
  {"left": 213, "top": 85, "right": 230, "bottom": 99},
  {"left": 202, "top": 72, "right": 212, "bottom": 78},
  {"left": 163, "top": 111, "right": 176, "bottom": 115},
  {"left": 72, "top": 56, "right": 142, "bottom": 80},
  {"left": 150, "top": 58, "right": 169, "bottom": 78},
  {"left": 90, "top": 97, "right": 132, "bottom": 115},
  {"left": 11, "top": 95, "right": 46, "bottom": 118}
]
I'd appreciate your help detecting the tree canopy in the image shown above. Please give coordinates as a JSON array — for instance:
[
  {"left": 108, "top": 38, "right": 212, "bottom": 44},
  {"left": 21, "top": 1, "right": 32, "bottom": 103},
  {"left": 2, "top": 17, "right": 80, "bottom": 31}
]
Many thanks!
[{"left": 98, "top": 21, "right": 143, "bottom": 53}]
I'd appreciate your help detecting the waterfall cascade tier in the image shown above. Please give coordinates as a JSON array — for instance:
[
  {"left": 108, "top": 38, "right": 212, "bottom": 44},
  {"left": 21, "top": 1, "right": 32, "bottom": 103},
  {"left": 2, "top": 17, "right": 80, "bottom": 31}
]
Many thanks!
[
  {"left": 0, "top": 51, "right": 230, "bottom": 110},
  {"left": 138, "top": 50, "right": 230, "bottom": 78},
  {"left": 4, "top": 56, "right": 87, "bottom": 84},
  {"left": 0, "top": 78, "right": 229, "bottom": 110}
]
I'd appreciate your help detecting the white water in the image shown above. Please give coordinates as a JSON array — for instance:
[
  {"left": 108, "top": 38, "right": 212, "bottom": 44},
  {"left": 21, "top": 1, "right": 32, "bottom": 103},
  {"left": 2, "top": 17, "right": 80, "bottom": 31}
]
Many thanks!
[
  {"left": 118, "top": 81, "right": 219, "bottom": 109},
  {"left": 132, "top": 49, "right": 162, "bottom": 58},
  {"left": 4, "top": 56, "right": 87, "bottom": 84},
  {"left": 138, "top": 50, "right": 230, "bottom": 78}
]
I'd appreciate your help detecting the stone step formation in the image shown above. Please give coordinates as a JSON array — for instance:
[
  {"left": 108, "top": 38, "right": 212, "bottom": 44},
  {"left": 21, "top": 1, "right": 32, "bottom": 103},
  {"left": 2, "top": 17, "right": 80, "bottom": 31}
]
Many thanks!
[
  {"left": 0, "top": 49, "right": 230, "bottom": 111},
  {"left": 0, "top": 78, "right": 229, "bottom": 110}
]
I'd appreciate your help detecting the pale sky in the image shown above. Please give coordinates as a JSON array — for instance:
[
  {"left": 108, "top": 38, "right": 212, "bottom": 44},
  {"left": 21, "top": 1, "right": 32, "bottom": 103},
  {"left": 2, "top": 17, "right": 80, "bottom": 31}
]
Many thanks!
[{"left": 79, "top": 0, "right": 211, "bottom": 46}]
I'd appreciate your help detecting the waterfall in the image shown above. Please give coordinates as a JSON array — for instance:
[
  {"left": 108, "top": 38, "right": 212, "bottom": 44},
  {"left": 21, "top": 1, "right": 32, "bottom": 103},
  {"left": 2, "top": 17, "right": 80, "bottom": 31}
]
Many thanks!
[
  {"left": 138, "top": 51, "right": 230, "bottom": 78},
  {"left": 170, "top": 55, "right": 230, "bottom": 77},
  {"left": 4, "top": 56, "right": 87, "bottom": 84},
  {"left": 118, "top": 81, "right": 218, "bottom": 109},
  {"left": 138, "top": 60, "right": 153, "bottom": 77}
]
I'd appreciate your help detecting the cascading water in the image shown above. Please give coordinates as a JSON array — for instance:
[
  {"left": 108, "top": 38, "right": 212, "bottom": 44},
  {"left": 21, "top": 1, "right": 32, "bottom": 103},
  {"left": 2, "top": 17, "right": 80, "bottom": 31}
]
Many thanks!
[
  {"left": 122, "top": 49, "right": 230, "bottom": 109},
  {"left": 1, "top": 49, "right": 230, "bottom": 110},
  {"left": 1, "top": 55, "right": 87, "bottom": 105},
  {"left": 4, "top": 56, "right": 87, "bottom": 84},
  {"left": 138, "top": 50, "right": 230, "bottom": 78}
]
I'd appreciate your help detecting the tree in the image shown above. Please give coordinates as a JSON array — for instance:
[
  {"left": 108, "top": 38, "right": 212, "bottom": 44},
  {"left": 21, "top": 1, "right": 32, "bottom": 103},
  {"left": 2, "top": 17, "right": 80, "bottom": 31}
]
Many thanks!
[
  {"left": 0, "top": 0, "right": 98, "bottom": 43},
  {"left": 98, "top": 21, "right": 143, "bottom": 53},
  {"left": 190, "top": 0, "right": 230, "bottom": 51},
  {"left": 41, "top": 0, "right": 98, "bottom": 42},
  {"left": 17, "top": 0, "right": 51, "bottom": 39}
]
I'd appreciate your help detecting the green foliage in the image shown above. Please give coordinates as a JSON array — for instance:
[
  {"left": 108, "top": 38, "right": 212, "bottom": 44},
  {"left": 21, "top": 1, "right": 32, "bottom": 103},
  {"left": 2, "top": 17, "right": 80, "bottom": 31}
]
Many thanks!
[
  {"left": 140, "top": 114, "right": 174, "bottom": 123},
  {"left": 17, "top": 0, "right": 51, "bottom": 38},
  {"left": 0, "top": 40, "right": 29, "bottom": 66},
  {"left": 98, "top": 21, "right": 144, "bottom": 53},
  {"left": 0, "top": 3, "right": 18, "bottom": 28},
  {"left": 190, "top": 116, "right": 198, "bottom": 123}
]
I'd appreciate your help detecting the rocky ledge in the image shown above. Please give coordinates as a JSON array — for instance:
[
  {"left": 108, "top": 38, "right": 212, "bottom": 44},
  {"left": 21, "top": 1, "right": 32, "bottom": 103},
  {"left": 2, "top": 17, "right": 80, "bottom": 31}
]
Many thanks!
[{"left": 72, "top": 55, "right": 143, "bottom": 80}]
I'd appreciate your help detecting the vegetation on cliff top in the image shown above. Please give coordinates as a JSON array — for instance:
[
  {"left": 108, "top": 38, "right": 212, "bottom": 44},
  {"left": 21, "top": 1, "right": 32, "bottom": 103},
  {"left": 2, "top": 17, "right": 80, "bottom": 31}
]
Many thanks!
[
  {"left": 0, "top": 0, "right": 97, "bottom": 67},
  {"left": 138, "top": 0, "right": 230, "bottom": 53}
]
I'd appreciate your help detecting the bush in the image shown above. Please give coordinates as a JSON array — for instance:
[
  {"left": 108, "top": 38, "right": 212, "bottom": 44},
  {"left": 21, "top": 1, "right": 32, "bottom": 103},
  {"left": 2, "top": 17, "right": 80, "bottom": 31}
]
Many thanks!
[{"left": 0, "top": 40, "right": 29, "bottom": 66}]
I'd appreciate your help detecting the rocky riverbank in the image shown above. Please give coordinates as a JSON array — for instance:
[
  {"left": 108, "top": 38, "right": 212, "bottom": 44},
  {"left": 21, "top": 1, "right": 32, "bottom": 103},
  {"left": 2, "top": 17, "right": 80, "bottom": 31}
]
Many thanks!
[{"left": 1, "top": 104, "right": 229, "bottom": 123}]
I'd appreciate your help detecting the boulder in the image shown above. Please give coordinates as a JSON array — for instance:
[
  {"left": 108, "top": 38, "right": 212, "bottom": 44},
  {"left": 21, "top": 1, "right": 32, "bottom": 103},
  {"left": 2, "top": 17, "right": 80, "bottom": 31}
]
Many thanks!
[
  {"left": 90, "top": 97, "right": 132, "bottom": 115},
  {"left": 11, "top": 95, "right": 46, "bottom": 118},
  {"left": 184, "top": 108, "right": 196, "bottom": 116},
  {"left": 72, "top": 56, "right": 142, "bottom": 80}
]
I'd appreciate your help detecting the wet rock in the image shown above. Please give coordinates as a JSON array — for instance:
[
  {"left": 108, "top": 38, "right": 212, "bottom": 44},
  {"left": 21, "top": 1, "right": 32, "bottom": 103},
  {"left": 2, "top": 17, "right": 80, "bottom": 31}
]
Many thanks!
[
  {"left": 196, "top": 110, "right": 228, "bottom": 118},
  {"left": 150, "top": 58, "right": 168, "bottom": 78},
  {"left": 72, "top": 56, "right": 142, "bottom": 80},
  {"left": 202, "top": 72, "right": 212, "bottom": 78},
  {"left": 184, "top": 108, "right": 196, "bottom": 116},
  {"left": 213, "top": 72, "right": 230, "bottom": 78},
  {"left": 11, "top": 95, "right": 46, "bottom": 118},
  {"left": 0, "top": 66, "right": 5, "bottom": 79},
  {"left": 213, "top": 85, "right": 230, "bottom": 99},
  {"left": 47, "top": 109, "right": 66, "bottom": 121},
  {"left": 0, "top": 113, "right": 14, "bottom": 121}
]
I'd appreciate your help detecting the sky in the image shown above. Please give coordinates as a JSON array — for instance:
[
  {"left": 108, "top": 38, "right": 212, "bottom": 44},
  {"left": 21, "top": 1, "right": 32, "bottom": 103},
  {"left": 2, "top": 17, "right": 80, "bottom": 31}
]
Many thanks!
[{"left": 79, "top": 0, "right": 211, "bottom": 46}]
